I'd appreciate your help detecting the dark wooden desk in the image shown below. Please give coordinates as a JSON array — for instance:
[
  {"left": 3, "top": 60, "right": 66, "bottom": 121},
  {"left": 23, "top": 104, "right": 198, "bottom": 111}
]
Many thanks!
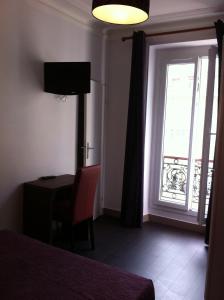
[{"left": 23, "top": 174, "right": 74, "bottom": 244}]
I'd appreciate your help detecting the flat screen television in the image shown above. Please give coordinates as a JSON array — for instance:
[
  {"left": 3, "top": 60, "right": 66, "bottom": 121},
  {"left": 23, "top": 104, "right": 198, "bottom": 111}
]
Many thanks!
[{"left": 44, "top": 62, "right": 91, "bottom": 95}]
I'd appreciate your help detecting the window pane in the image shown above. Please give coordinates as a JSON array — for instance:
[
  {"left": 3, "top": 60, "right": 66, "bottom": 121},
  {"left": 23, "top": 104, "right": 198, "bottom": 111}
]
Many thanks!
[
  {"left": 204, "top": 57, "right": 218, "bottom": 216},
  {"left": 160, "top": 63, "right": 195, "bottom": 205},
  {"left": 204, "top": 58, "right": 218, "bottom": 218}
]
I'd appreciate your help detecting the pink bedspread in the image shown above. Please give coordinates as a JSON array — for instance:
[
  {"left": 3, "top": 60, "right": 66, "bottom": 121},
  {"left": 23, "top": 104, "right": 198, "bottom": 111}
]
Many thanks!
[{"left": 0, "top": 230, "right": 155, "bottom": 300}]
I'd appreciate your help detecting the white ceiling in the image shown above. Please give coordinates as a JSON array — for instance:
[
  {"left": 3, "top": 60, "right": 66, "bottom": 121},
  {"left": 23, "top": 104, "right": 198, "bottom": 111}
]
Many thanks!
[
  {"left": 40, "top": 0, "right": 224, "bottom": 28},
  {"left": 80, "top": 0, "right": 224, "bottom": 16}
]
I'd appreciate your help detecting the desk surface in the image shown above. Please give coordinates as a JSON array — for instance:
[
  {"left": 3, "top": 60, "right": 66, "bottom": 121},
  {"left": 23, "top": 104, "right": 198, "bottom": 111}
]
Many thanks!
[{"left": 24, "top": 174, "right": 75, "bottom": 190}]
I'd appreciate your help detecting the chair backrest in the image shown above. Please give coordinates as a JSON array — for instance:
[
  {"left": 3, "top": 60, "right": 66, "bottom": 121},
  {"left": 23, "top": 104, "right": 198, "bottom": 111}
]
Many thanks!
[{"left": 72, "top": 165, "right": 100, "bottom": 224}]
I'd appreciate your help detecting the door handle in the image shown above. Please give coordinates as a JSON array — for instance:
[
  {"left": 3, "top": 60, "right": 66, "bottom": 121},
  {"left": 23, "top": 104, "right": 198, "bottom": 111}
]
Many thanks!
[{"left": 86, "top": 142, "right": 94, "bottom": 159}]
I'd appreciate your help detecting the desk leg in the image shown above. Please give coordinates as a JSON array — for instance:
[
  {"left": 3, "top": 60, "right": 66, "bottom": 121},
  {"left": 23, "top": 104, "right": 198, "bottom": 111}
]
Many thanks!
[{"left": 23, "top": 186, "right": 54, "bottom": 244}]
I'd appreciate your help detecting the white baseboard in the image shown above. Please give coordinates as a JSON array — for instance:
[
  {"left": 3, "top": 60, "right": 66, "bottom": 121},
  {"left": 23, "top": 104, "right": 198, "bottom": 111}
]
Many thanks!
[
  {"left": 145, "top": 213, "right": 205, "bottom": 234},
  {"left": 103, "top": 208, "right": 205, "bottom": 233},
  {"left": 103, "top": 208, "right": 120, "bottom": 218}
]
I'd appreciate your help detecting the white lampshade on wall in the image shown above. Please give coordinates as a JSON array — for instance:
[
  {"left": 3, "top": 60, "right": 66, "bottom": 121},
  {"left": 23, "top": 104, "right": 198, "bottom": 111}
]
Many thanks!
[{"left": 92, "top": 0, "right": 150, "bottom": 25}]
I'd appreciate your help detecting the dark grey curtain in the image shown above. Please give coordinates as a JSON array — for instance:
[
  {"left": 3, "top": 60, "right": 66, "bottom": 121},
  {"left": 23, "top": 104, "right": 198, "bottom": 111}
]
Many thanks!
[
  {"left": 121, "top": 31, "right": 147, "bottom": 227},
  {"left": 205, "top": 19, "right": 224, "bottom": 244}
]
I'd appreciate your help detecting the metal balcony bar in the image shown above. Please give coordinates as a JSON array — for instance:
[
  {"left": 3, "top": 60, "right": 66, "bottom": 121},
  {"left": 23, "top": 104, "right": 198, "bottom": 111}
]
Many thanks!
[{"left": 160, "top": 156, "right": 213, "bottom": 213}]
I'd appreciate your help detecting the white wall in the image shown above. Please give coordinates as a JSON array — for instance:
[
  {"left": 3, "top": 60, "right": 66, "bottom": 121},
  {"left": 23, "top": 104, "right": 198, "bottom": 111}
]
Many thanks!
[
  {"left": 103, "top": 16, "right": 222, "bottom": 214},
  {"left": 143, "top": 46, "right": 156, "bottom": 215},
  {"left": 103, "top": 36, "right": 132, "bottom": 211},
  {"left": 0, "top": 0, "right": 103, "bottom": 231}
]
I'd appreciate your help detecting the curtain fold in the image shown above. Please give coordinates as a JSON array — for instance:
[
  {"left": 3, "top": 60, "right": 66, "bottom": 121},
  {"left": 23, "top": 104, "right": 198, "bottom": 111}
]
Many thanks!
[
  {"left": 121, "top": 31, "right": 147, "bottom": 227},
  {"left": 205, "top": 19, "right": 224, "bottom": 244}
]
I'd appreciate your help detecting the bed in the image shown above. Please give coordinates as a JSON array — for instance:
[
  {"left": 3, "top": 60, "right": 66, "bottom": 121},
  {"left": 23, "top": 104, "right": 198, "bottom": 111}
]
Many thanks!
[{"left": 0, "top": 230, "right": 155, "bottom": 300}]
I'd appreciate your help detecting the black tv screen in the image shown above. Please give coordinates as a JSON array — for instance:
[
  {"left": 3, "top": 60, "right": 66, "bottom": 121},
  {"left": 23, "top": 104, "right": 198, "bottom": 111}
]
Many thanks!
[{"left": 44, "top": 62, "right": 91, "bottom": 95}]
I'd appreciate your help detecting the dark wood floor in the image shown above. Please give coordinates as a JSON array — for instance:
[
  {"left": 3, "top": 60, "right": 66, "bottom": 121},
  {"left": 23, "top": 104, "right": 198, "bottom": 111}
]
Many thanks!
[{"left": 59, "top": 216, "right": 208, "bottom": 300}]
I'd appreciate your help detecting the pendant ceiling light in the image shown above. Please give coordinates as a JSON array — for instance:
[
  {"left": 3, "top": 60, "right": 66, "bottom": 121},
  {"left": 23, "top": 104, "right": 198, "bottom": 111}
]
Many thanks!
[{"left": 92, "top": 0, "right": 150, "bottom": 25}]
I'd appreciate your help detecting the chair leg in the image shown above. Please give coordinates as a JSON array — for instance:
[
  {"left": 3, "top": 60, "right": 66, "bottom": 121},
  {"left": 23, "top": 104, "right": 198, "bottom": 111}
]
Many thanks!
[
  {"left": 70, "top": 225, "right": 75, "bottom": 250},
  {"left": 55, "top": 221, "right": 62, "bottom": 242},
  {"left": 55, "top": 221, "right": 60, "bottom": 235},
  {"left": 89, "top": 218, "right": 95, "bottom": 250}
]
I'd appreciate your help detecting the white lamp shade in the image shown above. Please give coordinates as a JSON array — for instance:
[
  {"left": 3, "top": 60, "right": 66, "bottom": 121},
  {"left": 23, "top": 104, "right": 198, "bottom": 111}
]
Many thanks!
[{"left": 92, "top": 0, "right": 150, "bottom": 25}]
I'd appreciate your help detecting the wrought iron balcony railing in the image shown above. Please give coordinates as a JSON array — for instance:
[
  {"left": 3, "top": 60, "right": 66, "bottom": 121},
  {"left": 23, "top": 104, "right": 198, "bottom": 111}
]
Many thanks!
[{"left": 161, "top": 156, "right": 213, "bottom": 212}]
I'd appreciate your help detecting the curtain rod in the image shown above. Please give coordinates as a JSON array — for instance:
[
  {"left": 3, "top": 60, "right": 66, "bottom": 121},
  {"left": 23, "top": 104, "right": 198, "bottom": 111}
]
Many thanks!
[{"left": 122, "top": 26, "right": 215, "bottom": 42}]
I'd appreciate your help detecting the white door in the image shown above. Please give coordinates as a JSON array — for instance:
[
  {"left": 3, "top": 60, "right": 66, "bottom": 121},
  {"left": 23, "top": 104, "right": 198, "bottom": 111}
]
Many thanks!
[{"left": 84, "top": 80, "right": 103, "bottom": 218}]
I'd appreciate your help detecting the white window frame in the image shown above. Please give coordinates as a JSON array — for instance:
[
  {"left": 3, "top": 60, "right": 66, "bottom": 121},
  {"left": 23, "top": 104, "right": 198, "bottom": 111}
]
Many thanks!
[
  {"left": 197, "top": 47, "right": 217, "bottom": 224},
  {"left": 148, "top": 44, "right": 217, "bottom": 218}
]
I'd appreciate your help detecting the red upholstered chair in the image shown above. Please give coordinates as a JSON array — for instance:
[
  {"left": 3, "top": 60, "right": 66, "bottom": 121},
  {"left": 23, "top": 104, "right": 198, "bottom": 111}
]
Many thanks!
[{"left": 53, "top": 165, "right": 100, "bottom": 250}]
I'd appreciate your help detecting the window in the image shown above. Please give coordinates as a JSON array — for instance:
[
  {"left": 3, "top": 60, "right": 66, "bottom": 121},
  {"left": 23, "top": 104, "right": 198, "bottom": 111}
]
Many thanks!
[{"left": 148, "top": 44, "right": 218, "bottom": 223}]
